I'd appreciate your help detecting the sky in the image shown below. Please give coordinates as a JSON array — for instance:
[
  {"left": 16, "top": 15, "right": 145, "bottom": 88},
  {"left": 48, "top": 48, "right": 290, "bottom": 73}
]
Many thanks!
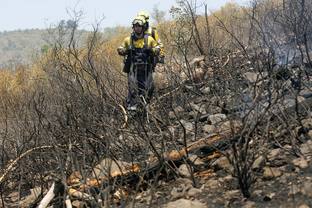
[{"left": 0, "top": 0, "right": 249, "bottom": 32}]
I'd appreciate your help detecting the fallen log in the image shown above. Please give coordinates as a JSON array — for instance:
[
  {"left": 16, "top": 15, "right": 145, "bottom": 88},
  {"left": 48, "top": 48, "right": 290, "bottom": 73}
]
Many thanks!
[{"left": 67, "top": 133, "right": 231, "bottom": 193}]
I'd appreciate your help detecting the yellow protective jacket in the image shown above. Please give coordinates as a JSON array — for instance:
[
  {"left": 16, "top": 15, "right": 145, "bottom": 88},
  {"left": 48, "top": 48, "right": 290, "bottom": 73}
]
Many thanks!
[
  {"left": 145, "top": 27, "right": 164, "bottom": 57},
  {"left": 117, "top": 33, "right": 159, "bottom": 73},
  {"left": 119, "top": 34, "right": 158, "bottom": 51}
]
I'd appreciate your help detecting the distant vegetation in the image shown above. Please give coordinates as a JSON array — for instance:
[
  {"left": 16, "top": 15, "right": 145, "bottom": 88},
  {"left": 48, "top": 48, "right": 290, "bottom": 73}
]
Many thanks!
[
  {"left": 0, "top": 25, "right": 129, "bottom": 68},
  {"left": 0, "top": 1, "right": 311, "bottom": 207},
  {"left": 0, "top": 29, "right": 48, "bottom": 68}
]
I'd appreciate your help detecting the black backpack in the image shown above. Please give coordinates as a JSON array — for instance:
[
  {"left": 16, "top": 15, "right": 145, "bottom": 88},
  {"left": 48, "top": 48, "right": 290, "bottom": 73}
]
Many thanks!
[{"left": 123, "top": 33, "right": 152, "bottom": 73}]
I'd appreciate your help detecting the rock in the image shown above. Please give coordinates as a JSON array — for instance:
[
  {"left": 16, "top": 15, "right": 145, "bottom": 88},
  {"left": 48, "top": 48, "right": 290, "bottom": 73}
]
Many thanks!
[
  {"left": 135, "top": 193, "right": 143, "bottom": 200},
  {"left": 252, "top": 189, "right": 263, "bottom": 196},
  {"left": 283, "top": 144, "right": 293, "bottom": 152},
  {"left": 252, "top": 155, "right": 265, "bottom": 170},
  {"left": 243, "top": 72, "right": 260, "bottom": 83},
  {"left": 274, "top": 128, "right": 288, "bottom": 139},
  {"left": 180, "top": 120, "right": 194, "bottom": 135},
  {"left": 189, "top": 155, "right": 205, "bottom": 166},
  {"left": 206, "top": 67, "right": 214, "bottom": 77},
  {"left": 243, "top": 201, "right": 256, "bottom": 208},
  {"left": 300, "top": 89, "right": 312, "bottom": 98},
  {"left": 187, "top": 188, "right": 202, "bottom": 197},
  {"left": 282, "top": 96, "right": 305, "bottom": 109},
  {"left": 218, "top": 121, "right": 232, "bottom": 133},
  {"left": 169, "top": 111, "right": 176, "bottom": 119},
  {"left": 212, "top": 156, "right": 232, "bottom": 172},
  {"left": 170, "top": 187, "right": 185, "bottom": 200},
  {"left": 287, "top": 184, "right": 301, "bottom": 196},
  {"left": 308, "top": 130, "right": 312, "bottom": 139},
  {"left": 223, "top": 174, "right": 234, "bottom": 182},
  {"left": 298, "top": 204, "right": 310, "bottom": 208},
  {"left": 190, "top": 103, "right": 207, "bottom": 115},
  {"left": 283, "top": 99, "right": 296, "bottom": 108},
  {"left": 217, "top": 120, "right": 242, "bottom": 134},
  {"left": 210, "top": 106, "right": 223, "bottom": 114},
  {"left": 263, "top": 193, "right": 275, "bottom": 201},
  {"left": 241, "top": 92, "right": 253, "bottom": 103},
  {"left": 176, "top": 178, "right": 194, "bottom": 186},
  {"left": 302, "top": 181, "right": 312, "bottom": 197},
  {"left": 185, "top": 85, "right": 195, "bottom": 90},
  {"left": 72, "top": 200, "right": 87, "bottom": 208},
  {"left": 208, "top": 114, "right": 227, "bottom": 125},
  {"left": 263, "top": 166, "right": 282, "bottom": 179},
  {"left": 300, "top": 140, "right": 312, "bottom": 156},
  {"left": 164, "top": 198, "right": 207, "bottom": 208},
  {"left": 7, "top": 191, "right": 19, "bottom": 207},
  {"left": 178, "top": 164, "right": 192, "bottom": 178},
  {"left": 190, "top": 55, "right": 205, "bottom": 67},
  {"left": 201, "top": 87, "right": 210, "bottom": 94},
  {"left": 297, "top": 96, "right": 306, "bottom": 103},
  {"left": 92, "top": 158, "right": 132, "bottom": 178},
  {"left": 292, "top": 157, "right": 309, "bottom": 169},
  {"left": 301, "top": 118, "right": 312, "bottom": 129},
  {"left": 174, "top": 106, "right": 185, "bottom": 114},
  {"left": 154, "top": 71, "right": 169, "bottom": 89},
  {"left": 268, "top": 148, "right": 282, "bottom": 161},
  {"left": 206, "top": 179, "right": 220, "bottom": 189},
  {"left": 202, "top": 124, "right": 216, "bottom": 134},
  {"left": 188, "top": 111, "right": 198, "bottom": 119},
  {"left": 224, "top": 189, "right": 240, "bottom": 200}
]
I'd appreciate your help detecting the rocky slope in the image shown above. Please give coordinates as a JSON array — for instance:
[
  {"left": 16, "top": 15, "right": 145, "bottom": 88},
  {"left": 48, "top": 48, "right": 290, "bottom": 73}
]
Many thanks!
[{"left": 2, "top": 55, "right": 312, "bottom": 207}]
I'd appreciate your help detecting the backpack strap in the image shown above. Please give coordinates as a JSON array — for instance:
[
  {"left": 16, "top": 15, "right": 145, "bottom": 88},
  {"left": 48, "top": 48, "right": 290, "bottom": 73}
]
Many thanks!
[
  {"left": 143, "top": 34, "right": 149, "bottom": 49},
  {"left": 130, "top": 33, "right": 135, "bottom": 49},
  {"left": 151, "top": 27, "right": 156, "bottom": 40}
]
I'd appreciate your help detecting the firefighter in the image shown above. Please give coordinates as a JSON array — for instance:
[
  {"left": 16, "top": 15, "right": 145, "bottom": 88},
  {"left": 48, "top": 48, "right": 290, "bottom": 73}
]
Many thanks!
[
  {"left": 117, "top": 16, "right": 160, "bottom": 111},
  {"left": 137, "top": 11, "right": 165, "bottom": 64}
]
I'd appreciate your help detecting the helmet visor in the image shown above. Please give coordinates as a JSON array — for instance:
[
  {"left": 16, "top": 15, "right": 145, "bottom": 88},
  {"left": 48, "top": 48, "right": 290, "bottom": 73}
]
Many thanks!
[{"left": 132, "top": 19, "right": 144, "bottom": 26}]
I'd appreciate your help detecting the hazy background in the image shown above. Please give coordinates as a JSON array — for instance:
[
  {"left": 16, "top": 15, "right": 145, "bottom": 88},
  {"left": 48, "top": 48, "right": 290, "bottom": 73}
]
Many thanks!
[
  {"left": 0, "top": 0, "right": 249, "bottom": 67},
  {"left": 0, "top": 0, "right": 249, "bottom": 31}
]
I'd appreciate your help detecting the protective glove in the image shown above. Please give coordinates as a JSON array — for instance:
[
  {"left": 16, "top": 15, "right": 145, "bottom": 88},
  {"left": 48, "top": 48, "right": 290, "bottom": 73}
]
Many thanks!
[
  {"left": 158, "top": 56, "right": 165, "bottom": 64},
  {"left": 152, "top": 46, "right": 160, "bottom": 56},
  {"left": 117, "top": 47, "right": 127, "bottom": 56}
]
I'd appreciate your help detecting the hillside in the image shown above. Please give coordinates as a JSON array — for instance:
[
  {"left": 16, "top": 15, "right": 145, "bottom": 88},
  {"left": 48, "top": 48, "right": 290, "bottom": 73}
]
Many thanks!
[
  {"left": 0, "top": 27, "right": 109, "bottom": 68},
  {"left": 0, "top": 0, "right": 311, "bottom": 207},
  {"left": 0, "top": 29, "right": 47, "bottom": 67}
]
